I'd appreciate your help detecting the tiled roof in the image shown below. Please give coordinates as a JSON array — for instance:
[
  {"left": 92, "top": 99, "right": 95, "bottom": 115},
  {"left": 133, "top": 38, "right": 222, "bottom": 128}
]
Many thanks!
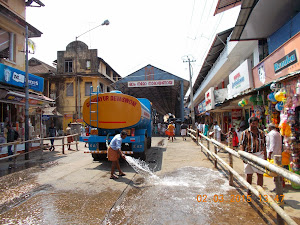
[{"left": 28, "top": 57, "right": 56, "bottom": 75}]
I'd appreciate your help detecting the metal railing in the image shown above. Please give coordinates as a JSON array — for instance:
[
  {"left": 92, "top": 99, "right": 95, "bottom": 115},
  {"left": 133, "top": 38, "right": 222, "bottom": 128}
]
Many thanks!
[
  {"left": 0, "top": 133, "right": 80, "bottom": 162},
  {"left": 188, "top": 128, "right": 300, "bottom": 225}
]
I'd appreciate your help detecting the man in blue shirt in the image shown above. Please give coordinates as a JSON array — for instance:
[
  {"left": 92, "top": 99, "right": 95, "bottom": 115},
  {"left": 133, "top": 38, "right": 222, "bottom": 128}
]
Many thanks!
[{"left": 108, "top": 130, "right": 127, "bottom": 179}]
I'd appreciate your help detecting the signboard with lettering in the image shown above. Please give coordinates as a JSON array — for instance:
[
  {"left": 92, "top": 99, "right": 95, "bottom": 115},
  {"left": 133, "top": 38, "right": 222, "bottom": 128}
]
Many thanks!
[
  {"left": 252, "top": 32, "right": 300, "bottom": 88},
  {"left": 228, "top": 59, "right": 253, "bottom": 98},
  {"left": 205, "top": 87, "right": 215, "bottom": 111},
  {"left": 128, "top": 80, "right": 174, "bottom": 87},
  {"left": 196, "top": 100, "right": 206, "bottom": 115},
  {"left": 0, "top": 63, "right": 44, "bottom": 92}
]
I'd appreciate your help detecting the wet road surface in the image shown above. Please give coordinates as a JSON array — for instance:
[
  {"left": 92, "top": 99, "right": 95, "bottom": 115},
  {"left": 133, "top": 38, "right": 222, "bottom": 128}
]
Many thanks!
[{"left": 0, "top": 138, "right": 288, "bottom": 224}]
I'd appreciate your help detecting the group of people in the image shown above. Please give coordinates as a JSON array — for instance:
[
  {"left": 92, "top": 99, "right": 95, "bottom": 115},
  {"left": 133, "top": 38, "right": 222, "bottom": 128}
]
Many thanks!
[
  {"left": 207, "top": 117, "right": 284, "bottom": 195},
  {"left": 160, "top": 121, "right": 189, "bottom": 142}
]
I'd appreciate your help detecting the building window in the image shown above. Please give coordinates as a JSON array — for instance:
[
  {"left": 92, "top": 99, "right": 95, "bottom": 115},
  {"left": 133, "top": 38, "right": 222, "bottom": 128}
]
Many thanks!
[
  {"left": 86, "top": 60, "right": 91, "bottom": 70},
  {"left": 66, "top": 82, "right": 74, "bottom": 96},
  {"left": 113, "top": 73, "right": 119, "bottom": 81},
  {"left": 107, "top": 86, "right": 111, "bottom": 92},
  {"left": 99, "top": 83, "right": 104, "bottom": 93},
  {"left": 106, "top": 66, "right": 110, "bottom": 76},
  {"left": 65, "top": 60, "right": 73, "bottom": 73},
  {"left": 0, "top": 28, "right": 15, "bottom": 62},
  {"left": 85, "top": 82, "right": 92, "bottom": 96}
]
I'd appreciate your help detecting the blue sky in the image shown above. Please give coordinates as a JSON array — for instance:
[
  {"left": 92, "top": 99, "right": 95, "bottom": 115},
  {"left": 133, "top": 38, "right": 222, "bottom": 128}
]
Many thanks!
[{"left": 27, "top": 0, "right": 240, "bottom": 83}]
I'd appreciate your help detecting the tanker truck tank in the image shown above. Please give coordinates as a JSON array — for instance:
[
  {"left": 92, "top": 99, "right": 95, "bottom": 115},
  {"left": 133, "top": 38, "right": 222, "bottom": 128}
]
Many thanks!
[{"left": 80, "top": 90, "right": 152, "bottom": 161}]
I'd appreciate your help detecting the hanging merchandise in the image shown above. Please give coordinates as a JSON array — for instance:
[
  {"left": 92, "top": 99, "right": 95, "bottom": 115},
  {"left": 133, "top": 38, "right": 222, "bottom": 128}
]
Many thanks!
[
  {"left": 238, "top": 98, "right": 248, "bottom": 107},
  {"left": 275, "top": 101, "right": 284, "bottom": 111},
  {"left": 254, "top": 105, "right": 264, "bottom": 119},
  {"left": 275, "top": 90, "right": 286, "bottom": 102},
  {"left": 279, "top": 77, "right": 300, "bottom": 189},
  {"left": 249, "top": 95, "right": 258, "bottom": 106},
  {"left": 270, "top": 82, "right": 280, "bottom": 91},
  {"left": 267, "top": 92, "right": 277, "bottom": 103}
]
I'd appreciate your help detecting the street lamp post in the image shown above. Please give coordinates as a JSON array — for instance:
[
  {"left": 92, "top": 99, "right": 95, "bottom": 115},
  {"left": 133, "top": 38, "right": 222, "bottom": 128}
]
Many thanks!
[{"left": 74, "top": 19, "right": 109, "bottom": 120}]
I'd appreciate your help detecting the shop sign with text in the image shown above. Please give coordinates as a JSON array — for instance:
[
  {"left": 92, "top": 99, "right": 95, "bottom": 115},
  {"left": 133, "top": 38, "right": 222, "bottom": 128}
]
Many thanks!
[
  {"left": 196, "top": 100, "right": 206, "bottom": 115},
  {"left": 228, "top": 59, "right": 253, "bottom": 98},
  {"left": 128, "top": 80, "right": 174, "bottom": 87},
  {"left": 252, "top": 32, "right": 300, "bottom": 88},
  {"left": 205, "top": 87, "right": 215, "bottom": 111},
  {"left": 0, "top": 63, "right": 44, "bottom": 92}
]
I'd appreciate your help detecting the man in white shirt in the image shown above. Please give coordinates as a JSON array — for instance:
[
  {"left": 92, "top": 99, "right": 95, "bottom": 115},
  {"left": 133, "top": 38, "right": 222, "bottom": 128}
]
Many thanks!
[
  {"left": 107, "top": 130, "right": 127, "bottom": 179},
  {"left": 211, "top": 121, "right": 222, "bottom": 151},
  {"left": 266, "top": 123, "right": 282, "bottom": 160},
  {"left": 236, "top": 126, "right": 242, "bottom": 144}
]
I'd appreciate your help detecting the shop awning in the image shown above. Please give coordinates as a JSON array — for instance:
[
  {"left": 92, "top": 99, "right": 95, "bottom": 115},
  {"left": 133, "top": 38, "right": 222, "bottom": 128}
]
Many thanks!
[
  {"left": 0, "top": 87, "right": 55, "bottom": 107},
  {"left": 211, "top": 70, "right": 300, "bottom": 111},
  {"left": 42, "top": 106, "right": 62, "bottom": 117}
]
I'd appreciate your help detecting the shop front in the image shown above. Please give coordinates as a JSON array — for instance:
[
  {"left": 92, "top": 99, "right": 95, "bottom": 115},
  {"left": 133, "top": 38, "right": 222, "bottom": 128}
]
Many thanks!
[
  {"left": 0, "top": 63, "right": 55, "bottom": 158},
  {"left": 252, "top": 32, "right": 300, "bottom": 189}
]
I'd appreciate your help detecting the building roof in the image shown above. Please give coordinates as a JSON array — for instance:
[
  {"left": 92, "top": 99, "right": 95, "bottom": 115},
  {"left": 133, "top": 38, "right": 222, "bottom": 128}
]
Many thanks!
[
  {"left": 25, "top": 0, "right": 45, "bottom": 7},
  {"left": 230, "top": 0, "right": 300, "bottom": 41},
  {"left": 0, "top": 4, "right": 42, "bottom": 38},
  {"left": 192, "top": 28, "right": 233, "bottom": 96},
  {"left": 28, "top": 57, "right": 56, "bottom": 75},
  {"left": 214, "top": 0, "right": 241, "bottom": 15},
  {"left": 113, "top": 64, "right": 189, "bottom": 116}
]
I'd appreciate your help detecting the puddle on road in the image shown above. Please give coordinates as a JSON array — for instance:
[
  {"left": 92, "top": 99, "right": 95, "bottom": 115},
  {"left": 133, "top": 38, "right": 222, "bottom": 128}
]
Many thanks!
[
  {"left": 105, "top": 167, "right": 270, "bottom": 225},
  {"left": 0, "top": 189, "right": 121, "bottom": 225}
]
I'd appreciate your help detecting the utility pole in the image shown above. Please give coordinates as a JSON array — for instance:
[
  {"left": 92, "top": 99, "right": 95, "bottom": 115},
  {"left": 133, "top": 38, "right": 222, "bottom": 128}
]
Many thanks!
[
  {"left": 25, "top": 25, "right": 29, "bottom": 160},
  {"left": 183, "top": 56, "right": 196, "bottom": 129}
]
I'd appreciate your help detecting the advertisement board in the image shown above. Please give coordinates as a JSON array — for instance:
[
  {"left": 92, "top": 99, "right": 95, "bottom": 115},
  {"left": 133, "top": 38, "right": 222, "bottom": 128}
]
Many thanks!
[
  {"left": 228, "top": 59, "right": 253, "bottom": 98},
  {"left": 252, "top": 32, "right": 300, "bottom": 88},
  {"left": 128, "top": 80, "right": 174, "bottom": 87},
  {"left": 0, "top": 63, "right": 44, "bottom": 92},
  {"left": 205, "top": 87, "right": 215, "bottom": 111}
]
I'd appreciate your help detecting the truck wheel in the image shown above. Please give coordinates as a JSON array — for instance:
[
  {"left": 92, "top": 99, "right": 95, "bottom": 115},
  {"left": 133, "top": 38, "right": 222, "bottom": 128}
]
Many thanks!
[
  {"left": 141, "top": 137, "right": 147, "bottom": 161},
  {"left": 92, "top": 154, "right": 100, "bottom": 161},
  {"left": 92, "top": 154, "right": 106, "bottom": 161},
  {"left": 133, "top": 138, "right": 147, "bottom": 161},
  {"left": 147, "top": 137, "right": 151, "bottom": 149}
]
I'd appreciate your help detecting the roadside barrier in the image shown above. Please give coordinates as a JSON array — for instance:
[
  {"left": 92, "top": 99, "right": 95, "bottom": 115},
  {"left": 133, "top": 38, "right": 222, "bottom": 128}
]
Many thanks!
[
  {"left": 0, "top": 133, "right": 80, "bottom": 163},
  {"left": 188, "top": 128, "right": 300, "bottom": 225}
]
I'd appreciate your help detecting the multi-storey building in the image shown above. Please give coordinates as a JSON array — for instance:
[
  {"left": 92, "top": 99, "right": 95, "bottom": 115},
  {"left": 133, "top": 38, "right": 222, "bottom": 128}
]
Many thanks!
[{"left": 55, "top": 40, "right": 122, "bottom": 130}]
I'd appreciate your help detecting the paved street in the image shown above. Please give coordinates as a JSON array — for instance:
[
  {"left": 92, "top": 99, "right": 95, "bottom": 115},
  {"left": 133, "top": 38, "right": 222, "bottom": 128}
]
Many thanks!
[{"left": 0, "top": 137, "right": 299, "bottom": 224}]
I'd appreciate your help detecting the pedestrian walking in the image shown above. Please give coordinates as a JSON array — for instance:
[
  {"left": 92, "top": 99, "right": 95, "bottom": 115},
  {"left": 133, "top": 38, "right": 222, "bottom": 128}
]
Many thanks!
[
  {"left": 266, "top": 123, "right": 283, "bottom": 190},
  {"left": 236, "top": 126, "right": 242, "bottom": 143},
  {"left": 66, "top": 123, "right": 73, "bottom": 150},
  {"left": 203, "top": 121, "right": 209, "bottom": 136},
  {"left": 209, "top": 121, "right": 223, "bottom": 151},
  {"left": 266, "top": 123, "right": 282, "bottom": 160},
  {"left": 6, "top": 123, "right": 18, "bottom": 160},
  {"left": 240, "top": 116, "right": 266, "bottom": 196},
  {"left": 85, "top": 125, "right": 89, "bottom": 147},
  {"left": 107, "top": 130, "right": 127, "bottom": 179},
  {"left": 180, "top": 122, "right": 188, "bottom": 141},
  {"left": 226, "top": 127, "right": 239, "bottom": 149},
  {"left": 48, "top": 122, "right": 56, "bottom": 151},
  {"left": 167, "top": 122, "right": 175, "bottom": 142}
]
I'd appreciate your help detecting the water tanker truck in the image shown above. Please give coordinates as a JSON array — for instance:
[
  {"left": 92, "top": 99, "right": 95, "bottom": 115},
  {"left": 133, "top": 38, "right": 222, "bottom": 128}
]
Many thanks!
[{"left": 80, "top": 88, "right": 152, "bottom": 161}]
